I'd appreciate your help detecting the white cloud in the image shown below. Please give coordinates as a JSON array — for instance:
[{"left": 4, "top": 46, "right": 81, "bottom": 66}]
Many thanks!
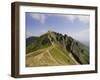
[
  {"left": 65, "top": 15, "right": 89, "bottom": 24},
  {"left": 65, "top": 15, "right": 76, "bottom": 22},
  {"left": 30, "top": 13, "right": 46, "bottom": 24},
  {"left": 77, "top": 16, "right": 89, "bottom": 24},
  {"left": 26, "top": 32, "right": 34, "bottom": 38},
  {"left": 26, "top": 29, "right": 48, "bottom": 37},
  {"left": 29, "top": 13, "right": 89, "bottom": 24}
]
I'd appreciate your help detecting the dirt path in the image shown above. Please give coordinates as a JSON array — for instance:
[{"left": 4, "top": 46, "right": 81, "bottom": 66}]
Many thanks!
[
  {"left": 26, "top": 48, "right": 47, "bottom": 57},
  {"left": 33, "top": 46, "right": 54, "bottom": 61},
  {"left": 46, "top": 49, "right": 58, "bottom": 64}
]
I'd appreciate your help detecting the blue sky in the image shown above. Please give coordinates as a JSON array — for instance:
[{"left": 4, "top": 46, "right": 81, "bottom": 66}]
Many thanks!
[{"left": 26, "top": 12, "right": 90, "bottom": 43}]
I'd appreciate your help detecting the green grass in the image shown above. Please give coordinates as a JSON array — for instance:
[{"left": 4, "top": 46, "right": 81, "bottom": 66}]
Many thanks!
[
  {"left": 26, "top": 44, "right": 76, "bottom": 67},
  {"left": 71, "top": 41, "right": 89, "bottom": 64},
  {"left": 49, "top": 44, "right": 76, "bottom": 65},
  {"left": 26, "top": 47, "right": 59, "bottom": 67},
  {"left": 26, "top": 31, "right": 89, "bottom": 67}
]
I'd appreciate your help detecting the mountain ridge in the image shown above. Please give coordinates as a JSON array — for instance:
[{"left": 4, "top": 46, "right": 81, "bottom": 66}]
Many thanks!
[{"left": 26, "top": 31, "right": 89, "bottom": 67}]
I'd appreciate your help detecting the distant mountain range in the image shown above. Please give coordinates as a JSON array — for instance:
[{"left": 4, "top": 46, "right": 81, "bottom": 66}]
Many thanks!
[{"left": 26, "top": 31, "right": 89, "bottom": 67}]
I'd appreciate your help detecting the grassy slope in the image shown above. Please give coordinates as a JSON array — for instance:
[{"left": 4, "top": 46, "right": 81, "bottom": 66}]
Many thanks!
[
  {"left": 26, "top": 44, "right": 76, "bottom": 67},
  {"left": 72, "top": 41, "right": 89, "bottom": 64},
  {"left": 26, "top": 33, "right": 51, "bottom": 54},
  {"left": 26, "top": 31, "right": 89, "bottom": 67}
]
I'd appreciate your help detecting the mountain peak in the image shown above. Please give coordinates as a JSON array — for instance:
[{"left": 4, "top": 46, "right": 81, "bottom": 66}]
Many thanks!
[
  {"left": 26, "top": 31, "right": 89, "bottom": 66},
  {"left": 47, "top": 30, "right": 56, "bottom": 34},
  {"left": 48, "top": 30, "right": 53, "bottom": 33}
]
